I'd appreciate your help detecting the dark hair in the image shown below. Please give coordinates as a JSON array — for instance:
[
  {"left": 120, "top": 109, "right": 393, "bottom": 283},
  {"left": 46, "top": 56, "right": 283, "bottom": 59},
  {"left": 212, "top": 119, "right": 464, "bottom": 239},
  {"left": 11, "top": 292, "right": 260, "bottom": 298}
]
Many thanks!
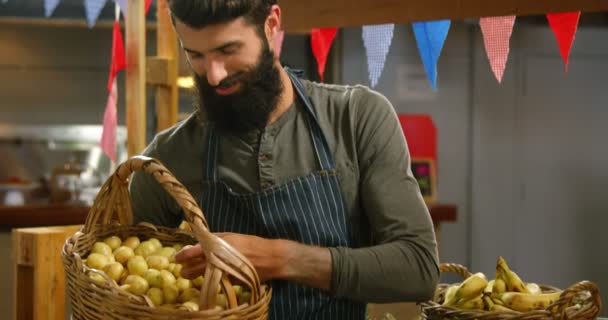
[{"left": 168, "top": 0, "right": 276, "bottom": 32}]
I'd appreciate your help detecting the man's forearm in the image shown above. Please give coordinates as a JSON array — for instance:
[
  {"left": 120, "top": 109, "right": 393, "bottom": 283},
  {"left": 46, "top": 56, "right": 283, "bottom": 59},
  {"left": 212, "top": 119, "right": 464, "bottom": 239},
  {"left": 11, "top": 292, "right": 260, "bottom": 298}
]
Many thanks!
[{"left": 274, "top": 239, "right": 333, "bottom": 291}]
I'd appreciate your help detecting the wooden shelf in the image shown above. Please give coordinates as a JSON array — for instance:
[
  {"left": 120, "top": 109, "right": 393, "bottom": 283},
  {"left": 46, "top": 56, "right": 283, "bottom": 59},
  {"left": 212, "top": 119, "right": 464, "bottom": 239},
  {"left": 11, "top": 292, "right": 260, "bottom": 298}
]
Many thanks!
[
  {"left": 0, "top": 203, "right": 456, "bottom": 229},
  {"left": 0, "top": 204, "right": 89, "bottom": 228}
]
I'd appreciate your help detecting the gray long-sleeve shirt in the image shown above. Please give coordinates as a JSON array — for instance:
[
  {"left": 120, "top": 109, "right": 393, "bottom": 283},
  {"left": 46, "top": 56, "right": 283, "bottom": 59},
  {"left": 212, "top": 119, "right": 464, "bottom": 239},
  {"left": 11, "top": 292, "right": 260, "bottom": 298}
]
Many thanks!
[{"left": 129, "top": 79, "right": 439, "bottom": 303}]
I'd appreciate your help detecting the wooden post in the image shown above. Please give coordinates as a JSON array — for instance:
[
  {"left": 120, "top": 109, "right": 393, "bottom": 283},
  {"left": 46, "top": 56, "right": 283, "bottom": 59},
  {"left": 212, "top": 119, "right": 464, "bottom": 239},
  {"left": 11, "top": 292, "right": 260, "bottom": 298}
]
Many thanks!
[
  {"left": 154, "top": 0, "right": 179, "bottom": 132},
  {"left": 279, "top": 0, "right": 608, "bottom": 32},
  {"left": 12, "top": 225, "right": 82, "bottom": 320},
  {"left": 126, "top": 0, "right": 147, "bottom": 156}
]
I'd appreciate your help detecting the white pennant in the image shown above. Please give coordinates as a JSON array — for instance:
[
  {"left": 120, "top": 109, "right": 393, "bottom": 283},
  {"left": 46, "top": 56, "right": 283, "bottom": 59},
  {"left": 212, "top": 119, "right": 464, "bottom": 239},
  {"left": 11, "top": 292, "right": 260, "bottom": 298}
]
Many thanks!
[
  {"left": 44, "top": 0, "right": 61, "bottom": 17},
  {"left": 362, "top": 24, "right": 395, "bottom": 88},
  {"left": 84, "top": 0, "right": 107, "bottom": 28}
]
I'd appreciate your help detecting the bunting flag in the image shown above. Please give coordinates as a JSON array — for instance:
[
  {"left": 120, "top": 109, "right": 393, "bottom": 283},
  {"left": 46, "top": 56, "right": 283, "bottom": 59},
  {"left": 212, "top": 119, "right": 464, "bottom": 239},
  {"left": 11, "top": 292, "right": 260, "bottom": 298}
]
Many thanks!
[
  {"left": 547, "top": 12, "right": 581, "bottom": 71},
  {"left": 311, "top": 28, "right": 338, "bottom": 81},
  {"left": 101, "top": 19, "right": 126, "bottom": 162},
  {"left": 412, "top": 20, "right": 451, "bottom": 91},
  {"left": 274, "top": 30, "right": 285, "bottom": 59},
  {"left": 44, "top": 0, "right": 61, "bottom": 17},
  {"left": 108, "top": 20, "right": 126, "bottom": 91},
  {"left": 101, "top": 79, "right": 118, "bottom": 162},
  {"left": 362, "top": 24, "right": 394, "bottom": 88},
  {"left": 113, "top": 0, "right": 153, "bottom": 18},
  {"left": 480, "top": 16, "right": 516, "bottom": 83},
  {"left": 84, "top": 0, "right": 107, "bottom": 28}
]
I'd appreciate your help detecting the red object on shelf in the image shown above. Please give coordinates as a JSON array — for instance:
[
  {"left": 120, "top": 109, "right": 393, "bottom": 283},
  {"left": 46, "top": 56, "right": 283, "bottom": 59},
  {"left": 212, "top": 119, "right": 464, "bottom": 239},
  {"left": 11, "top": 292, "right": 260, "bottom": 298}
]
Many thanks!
[{"left": 398, "top": 114, "right": 437, "bottom": 161}]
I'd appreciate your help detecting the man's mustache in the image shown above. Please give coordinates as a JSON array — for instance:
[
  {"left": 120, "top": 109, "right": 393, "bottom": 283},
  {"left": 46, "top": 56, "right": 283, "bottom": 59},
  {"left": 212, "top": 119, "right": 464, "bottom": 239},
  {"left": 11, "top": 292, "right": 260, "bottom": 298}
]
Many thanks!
[{"left": 212, "top": 71, "right": 247, "bottom": 90}]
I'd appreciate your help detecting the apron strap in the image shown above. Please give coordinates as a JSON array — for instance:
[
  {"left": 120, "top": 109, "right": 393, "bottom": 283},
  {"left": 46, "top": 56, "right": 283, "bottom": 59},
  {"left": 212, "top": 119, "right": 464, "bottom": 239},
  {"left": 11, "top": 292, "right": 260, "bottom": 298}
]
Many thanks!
[
  {"left": 205, "top": 126, "right": 219, "bottom": 180},
  {"left": 285, "top": 68, "right": 336, "bottom": 171}
]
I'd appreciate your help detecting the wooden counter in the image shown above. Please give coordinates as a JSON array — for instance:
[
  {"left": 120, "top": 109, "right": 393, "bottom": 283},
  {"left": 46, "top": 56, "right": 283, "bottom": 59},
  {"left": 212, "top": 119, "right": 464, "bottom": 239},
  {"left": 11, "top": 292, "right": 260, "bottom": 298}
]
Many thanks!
[{"left": 0, "top": 203, "right": 457, "bottom": 229}]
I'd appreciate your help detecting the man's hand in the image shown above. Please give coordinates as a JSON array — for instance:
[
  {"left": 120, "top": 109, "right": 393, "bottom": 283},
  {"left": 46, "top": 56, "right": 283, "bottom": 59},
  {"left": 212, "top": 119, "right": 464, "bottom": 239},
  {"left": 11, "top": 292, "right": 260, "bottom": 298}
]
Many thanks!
[
  {"left": 174, "top": 232, "right": 333, "bottom": 291},
  {"left": 175, "top": 233, "right": 288, "bottom": 283}
]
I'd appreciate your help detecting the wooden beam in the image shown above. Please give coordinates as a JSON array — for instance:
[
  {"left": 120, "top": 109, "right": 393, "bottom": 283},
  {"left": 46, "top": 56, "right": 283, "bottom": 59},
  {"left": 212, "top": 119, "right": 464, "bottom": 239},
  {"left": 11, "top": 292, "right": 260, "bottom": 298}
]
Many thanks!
[
  {"left": 126, "top": 0, "right": 147, "bottom": 157},
  {"left": 146, "top": 56, "right": 176, "bottom": 86},
  {"left": 155, "top": 0, "right": 179, "bottom": 132},
  {"left": 280, "top": 0, "right": 608, "bottom": 32},
  {"left": 0, "top": 16, "right": 157, "bottom": 30}
]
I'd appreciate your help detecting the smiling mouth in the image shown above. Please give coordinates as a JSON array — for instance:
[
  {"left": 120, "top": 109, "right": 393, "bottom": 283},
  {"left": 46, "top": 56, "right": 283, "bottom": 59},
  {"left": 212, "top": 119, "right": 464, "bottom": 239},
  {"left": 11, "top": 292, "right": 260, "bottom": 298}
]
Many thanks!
[{"left": 214, "top": 82, "right": 240, "bottom": 96}]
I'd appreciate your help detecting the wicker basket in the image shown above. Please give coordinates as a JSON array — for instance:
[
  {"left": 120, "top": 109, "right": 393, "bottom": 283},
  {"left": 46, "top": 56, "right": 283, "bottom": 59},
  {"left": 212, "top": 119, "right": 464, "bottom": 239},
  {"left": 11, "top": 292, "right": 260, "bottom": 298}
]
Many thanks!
[
  {"left": 420, "top": 263, "right": 601, "bottom": 320},
  {"left": 62, "top": 156, "right": 272, "bottom": 320}
]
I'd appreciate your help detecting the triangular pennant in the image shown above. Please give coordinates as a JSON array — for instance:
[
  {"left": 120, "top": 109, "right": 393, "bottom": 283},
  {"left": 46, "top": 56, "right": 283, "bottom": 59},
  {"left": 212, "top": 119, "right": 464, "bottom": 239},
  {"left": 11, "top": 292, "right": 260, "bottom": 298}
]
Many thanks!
[
  {"left": 84, "top": 0, "right": 107, "bottom": 28},
  {"left": 412, "top": 20, "right": 451, "bottom": 91},
  {"left": 44, "top": 0, "right": 61, "bottom": 17},
  {"left": 101, "top": 79, "right": 118, "bottom": 162},
  {"left": 480, "top": 16, "right": 516, "bottom": 83},
  {"left": 114, "top": 0, "right": 128, "bottom": 17},
  {"left": 547, "top": 12, "right": 580, "bottom": 71},
  {"left": 362, "top": 24, "right": 394, "bottom": 88},
  {"left": 113, "top": 0, "right": 153, "bottom": 18},
  {"left": 311, "top": 28, "right": 338, "bottom": 81},
  {"left": 108, "top": 20, "right": 127, "bottom": 92},
  {"left": 274, "top": 30, "right": 285, "bottom": 59}
]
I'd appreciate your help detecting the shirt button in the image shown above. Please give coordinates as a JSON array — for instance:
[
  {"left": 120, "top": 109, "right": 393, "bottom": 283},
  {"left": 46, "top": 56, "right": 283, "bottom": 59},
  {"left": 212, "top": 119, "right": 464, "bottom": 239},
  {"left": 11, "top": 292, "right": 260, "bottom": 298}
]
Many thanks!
[{"left": 259, "top": 154, "right": 269, "bottom": 161}]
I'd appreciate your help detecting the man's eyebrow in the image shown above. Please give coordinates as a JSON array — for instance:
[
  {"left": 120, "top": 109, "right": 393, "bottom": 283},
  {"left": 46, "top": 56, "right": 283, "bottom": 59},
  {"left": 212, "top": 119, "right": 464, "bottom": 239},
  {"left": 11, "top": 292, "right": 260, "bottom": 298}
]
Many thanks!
[{"left": 183, "top": 41, "right": 242, "bottom": 55}]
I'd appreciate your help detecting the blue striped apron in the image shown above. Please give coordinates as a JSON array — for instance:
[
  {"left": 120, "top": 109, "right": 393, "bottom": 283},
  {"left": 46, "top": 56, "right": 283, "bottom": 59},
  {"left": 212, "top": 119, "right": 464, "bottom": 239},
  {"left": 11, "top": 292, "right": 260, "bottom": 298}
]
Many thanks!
[{"left": 200, "top": 70, "right": 366, "bottom": 319}]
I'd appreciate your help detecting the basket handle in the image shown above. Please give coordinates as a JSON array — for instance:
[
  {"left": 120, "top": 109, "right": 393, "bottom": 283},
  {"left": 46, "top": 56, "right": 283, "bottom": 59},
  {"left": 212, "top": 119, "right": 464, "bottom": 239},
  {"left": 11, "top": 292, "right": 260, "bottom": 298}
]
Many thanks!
[
  {"left": 83, "top": 155, "right": 208, "bottom": 233},
  {"left": 82, "top": 156, "right": 264, "bottom": 309},
  {"left": 551, "top": 280, "right": 602, "bottom": 319}
]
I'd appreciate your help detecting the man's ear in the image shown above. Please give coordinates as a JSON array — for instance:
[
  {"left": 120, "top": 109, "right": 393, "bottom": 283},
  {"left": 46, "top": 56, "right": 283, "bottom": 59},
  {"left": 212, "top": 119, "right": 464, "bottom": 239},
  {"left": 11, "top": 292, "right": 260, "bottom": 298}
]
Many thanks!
[{"left": 265, "top": 5, "right": 282, "bottom": 46}]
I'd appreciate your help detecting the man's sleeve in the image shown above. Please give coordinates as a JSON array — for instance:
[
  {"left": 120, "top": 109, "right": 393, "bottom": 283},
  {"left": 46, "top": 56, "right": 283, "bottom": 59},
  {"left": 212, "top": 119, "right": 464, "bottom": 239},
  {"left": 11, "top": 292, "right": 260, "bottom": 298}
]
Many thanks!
[
  {"left": 329, "top": 87, "right": 440, "bottom": 303},
  {"left": 128, "top": 139, "right": 183, "bottom": 228}
]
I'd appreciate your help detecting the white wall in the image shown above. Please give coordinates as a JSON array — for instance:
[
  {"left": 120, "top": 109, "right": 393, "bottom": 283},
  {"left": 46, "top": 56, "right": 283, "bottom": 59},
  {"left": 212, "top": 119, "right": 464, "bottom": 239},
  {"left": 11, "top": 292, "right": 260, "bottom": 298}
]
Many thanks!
[{"left": 340, "top": 21, "right": 608, "bottom": 316}]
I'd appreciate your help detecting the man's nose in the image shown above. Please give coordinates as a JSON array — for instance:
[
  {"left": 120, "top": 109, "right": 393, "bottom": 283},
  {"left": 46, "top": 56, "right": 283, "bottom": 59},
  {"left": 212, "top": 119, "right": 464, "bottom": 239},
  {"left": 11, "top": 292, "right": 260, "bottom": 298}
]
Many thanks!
[{"left": 205, "top": 60, "right": 228, "bottom": 87}]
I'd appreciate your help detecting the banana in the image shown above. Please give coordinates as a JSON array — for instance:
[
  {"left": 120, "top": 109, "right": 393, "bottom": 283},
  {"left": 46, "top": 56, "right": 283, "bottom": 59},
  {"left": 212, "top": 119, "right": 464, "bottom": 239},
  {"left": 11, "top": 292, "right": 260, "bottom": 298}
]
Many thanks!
[
  {"left": 484, "top": 279, "right": 495, "bottom": 294},
  {"left": 455, "top": 294, "right": 484, "bottom": 310},
  {"left": 492, "top": 304, "right": 519, "bottom": 313},
  {"left": 483, "top": 295, "right": 494, "bottom": 311},
  {"left": 442, "top": 285, "right": 459, "bottom": 306},
  {"left": 492, "top": 278, "right": 507, "bottom": 294},
  {"left": 496, "top": 256, "right": 530, "bottom": 293},
  {"left": 526, "top": 282, "right": 542, "bottom": 295},
  {"left": 492, "top": 296, "right": 505, "bottom": 306},
  {"left": 499, "top": 291, "right": 563, "bottom": 312},
  {"left": 444, "top": 272, "right": 488, "bottom": 306}
]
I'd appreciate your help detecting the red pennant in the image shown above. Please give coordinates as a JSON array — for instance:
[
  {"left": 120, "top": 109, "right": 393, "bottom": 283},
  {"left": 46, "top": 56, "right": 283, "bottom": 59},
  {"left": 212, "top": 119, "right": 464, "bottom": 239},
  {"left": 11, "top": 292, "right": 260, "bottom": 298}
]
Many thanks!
[
  {"left": 546, "top": 12, "right": 580, "bottom": 71},
  {"left": 145, "top": 0, "right": 152, "bottom": 15},
  {"left": 108, "top": 20, "right": 127, "bottom": 92},
  {"left": 311, "top": 28, "right": 338, "bottom": 81}
]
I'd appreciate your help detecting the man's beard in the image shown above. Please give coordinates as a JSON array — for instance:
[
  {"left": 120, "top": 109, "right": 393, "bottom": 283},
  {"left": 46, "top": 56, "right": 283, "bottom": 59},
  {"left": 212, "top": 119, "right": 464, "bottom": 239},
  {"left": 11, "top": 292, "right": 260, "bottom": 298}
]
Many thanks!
[{"left": 193, "top": 43, "right": 283, "bottom": 134}]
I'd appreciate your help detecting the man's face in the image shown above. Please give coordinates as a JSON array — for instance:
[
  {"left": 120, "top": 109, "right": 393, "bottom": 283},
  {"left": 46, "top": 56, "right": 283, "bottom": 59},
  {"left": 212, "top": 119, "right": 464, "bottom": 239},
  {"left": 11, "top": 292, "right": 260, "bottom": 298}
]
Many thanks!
[{"left": 175, "top": 17, "right": 283, "bottom": 134}]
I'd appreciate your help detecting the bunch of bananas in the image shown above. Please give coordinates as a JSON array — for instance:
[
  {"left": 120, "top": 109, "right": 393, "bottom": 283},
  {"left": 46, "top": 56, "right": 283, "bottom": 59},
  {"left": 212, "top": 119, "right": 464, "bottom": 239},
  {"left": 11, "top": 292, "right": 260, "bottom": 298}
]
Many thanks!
[{"left": 441, "top": 256, "right": 563, "bottom": 313}]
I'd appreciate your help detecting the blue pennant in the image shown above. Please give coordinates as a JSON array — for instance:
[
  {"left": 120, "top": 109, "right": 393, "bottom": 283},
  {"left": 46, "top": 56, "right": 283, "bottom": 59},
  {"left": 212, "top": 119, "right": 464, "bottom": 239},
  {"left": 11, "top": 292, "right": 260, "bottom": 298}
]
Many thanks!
[
  {"left": 113, "top": 0, "right": 127, "bottom": 18},
  {"left": 84, "top": 0, "right": 108, "bottom": 28},
  {"left": 44, "top": 0, "right": 61, "bottom": 17},
  {"left": 412, "top": 20, "right": 451, "bottom": 91}
]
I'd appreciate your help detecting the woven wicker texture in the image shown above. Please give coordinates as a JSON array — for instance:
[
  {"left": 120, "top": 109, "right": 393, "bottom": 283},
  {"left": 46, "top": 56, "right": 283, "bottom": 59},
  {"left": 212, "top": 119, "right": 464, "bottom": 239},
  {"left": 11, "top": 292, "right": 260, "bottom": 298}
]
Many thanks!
[
  {"left": 62, "top": 156, "right": 271, "bottom": 319},
  {"left": 421, "top": 263, "right": 601, "bottom": 320}
]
